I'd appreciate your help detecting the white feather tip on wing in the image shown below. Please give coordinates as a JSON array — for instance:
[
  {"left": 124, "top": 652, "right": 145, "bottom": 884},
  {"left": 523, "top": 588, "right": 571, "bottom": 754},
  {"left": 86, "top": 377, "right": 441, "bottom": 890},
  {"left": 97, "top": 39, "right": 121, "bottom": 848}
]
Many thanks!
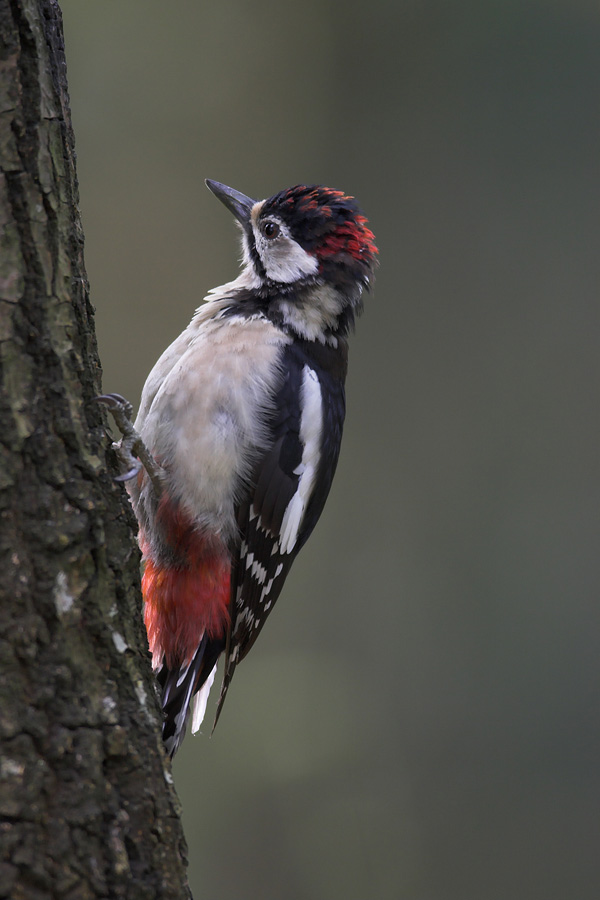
[{"left": 191, "top": 664, "right": 218, "bottom": 734}]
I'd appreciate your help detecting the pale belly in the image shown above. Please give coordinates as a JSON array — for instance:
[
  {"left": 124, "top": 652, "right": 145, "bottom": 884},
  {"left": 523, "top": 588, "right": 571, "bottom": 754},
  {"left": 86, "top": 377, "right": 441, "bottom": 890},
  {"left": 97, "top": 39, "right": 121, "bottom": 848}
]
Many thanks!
[{"left": 135, "top": 314, "right": 291, "bottom": 543}]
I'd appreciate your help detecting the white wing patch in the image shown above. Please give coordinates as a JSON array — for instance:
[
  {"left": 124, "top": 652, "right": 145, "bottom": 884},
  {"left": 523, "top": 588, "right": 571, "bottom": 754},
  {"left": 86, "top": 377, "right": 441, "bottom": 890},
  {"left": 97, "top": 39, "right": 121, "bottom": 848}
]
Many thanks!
[
  {"left": 280, "top": 366, "right": 323, "bottom": 554},
  {"left": 190, "top": 664, "right": 217, "bottom": 734}
]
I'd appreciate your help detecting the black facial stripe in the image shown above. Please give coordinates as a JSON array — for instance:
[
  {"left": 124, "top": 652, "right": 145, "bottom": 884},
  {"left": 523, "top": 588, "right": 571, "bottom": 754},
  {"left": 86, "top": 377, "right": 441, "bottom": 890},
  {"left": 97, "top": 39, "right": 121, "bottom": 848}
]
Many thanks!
[{"left": 245, "top": 229, "right": 267, "bottom": 282}]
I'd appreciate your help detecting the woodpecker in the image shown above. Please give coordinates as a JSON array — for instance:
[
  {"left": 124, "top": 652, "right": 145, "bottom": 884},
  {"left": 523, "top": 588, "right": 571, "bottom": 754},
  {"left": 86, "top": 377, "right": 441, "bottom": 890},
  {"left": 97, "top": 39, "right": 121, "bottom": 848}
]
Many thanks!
[{"left": 105, "top": 180, "right": 377, "bottom": 756}]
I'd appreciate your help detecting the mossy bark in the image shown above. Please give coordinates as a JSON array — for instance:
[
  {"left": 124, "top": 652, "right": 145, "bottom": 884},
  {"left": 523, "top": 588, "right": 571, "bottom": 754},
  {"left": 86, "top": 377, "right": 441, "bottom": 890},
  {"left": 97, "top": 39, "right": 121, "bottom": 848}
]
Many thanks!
[{"left": 0, "top": 2, "right": 191, "bottom": 897}]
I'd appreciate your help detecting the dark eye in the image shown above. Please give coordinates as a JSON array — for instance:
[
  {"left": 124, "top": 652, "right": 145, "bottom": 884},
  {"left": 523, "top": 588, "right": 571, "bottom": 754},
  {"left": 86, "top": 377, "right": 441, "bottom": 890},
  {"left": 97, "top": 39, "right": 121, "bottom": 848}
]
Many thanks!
[{"left": 261, "top": 220, "right": 280, "bottom": 240}]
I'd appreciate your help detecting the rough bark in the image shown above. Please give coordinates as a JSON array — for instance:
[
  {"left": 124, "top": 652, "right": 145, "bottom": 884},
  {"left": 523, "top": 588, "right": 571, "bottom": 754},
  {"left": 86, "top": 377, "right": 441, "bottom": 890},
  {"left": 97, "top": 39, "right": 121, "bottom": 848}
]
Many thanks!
[{"left": 0, "top": 2, "right": 191, "bottom": 897}]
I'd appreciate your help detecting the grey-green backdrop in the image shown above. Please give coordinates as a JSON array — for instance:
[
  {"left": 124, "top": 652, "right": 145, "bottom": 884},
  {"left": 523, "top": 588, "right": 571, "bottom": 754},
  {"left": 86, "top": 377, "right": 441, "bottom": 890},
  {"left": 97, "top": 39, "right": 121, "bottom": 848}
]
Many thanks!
[{"left": 61, "top": 2, "right": 599, "bottom": 898}]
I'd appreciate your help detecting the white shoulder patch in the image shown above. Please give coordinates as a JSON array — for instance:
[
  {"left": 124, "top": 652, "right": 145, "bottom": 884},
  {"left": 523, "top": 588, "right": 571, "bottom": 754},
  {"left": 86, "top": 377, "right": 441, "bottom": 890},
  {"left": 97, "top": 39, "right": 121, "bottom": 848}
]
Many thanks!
[{"left": 279, "top": 366, "right": 323, "bottom": 554}]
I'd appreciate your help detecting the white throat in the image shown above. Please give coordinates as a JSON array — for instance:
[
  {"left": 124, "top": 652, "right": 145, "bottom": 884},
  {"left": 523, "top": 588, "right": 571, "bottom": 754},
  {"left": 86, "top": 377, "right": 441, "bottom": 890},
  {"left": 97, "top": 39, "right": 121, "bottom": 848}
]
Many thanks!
[{"left": 276, "top": 283, "right": 345, "bottom": 344}]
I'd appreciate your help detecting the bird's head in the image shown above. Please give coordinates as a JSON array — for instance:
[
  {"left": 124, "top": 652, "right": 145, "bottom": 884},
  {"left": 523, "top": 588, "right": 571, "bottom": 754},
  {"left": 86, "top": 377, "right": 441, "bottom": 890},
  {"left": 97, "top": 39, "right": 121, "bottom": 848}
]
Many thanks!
[{"left": 206, "top": 180, "right": 378, "bottom": 341}]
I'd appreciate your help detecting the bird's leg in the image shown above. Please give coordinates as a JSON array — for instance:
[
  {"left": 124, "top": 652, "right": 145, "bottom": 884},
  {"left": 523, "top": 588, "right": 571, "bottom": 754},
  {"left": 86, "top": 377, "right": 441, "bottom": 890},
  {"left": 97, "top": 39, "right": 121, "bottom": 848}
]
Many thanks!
[{"left": 96, "top": 393, "right": 165, "bottom": 498}]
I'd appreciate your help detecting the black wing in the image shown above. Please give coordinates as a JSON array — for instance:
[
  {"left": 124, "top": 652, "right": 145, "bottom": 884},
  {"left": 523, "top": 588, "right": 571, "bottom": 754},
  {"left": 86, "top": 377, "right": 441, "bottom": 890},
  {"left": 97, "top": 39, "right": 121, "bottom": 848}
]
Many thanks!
[{"left": 214, "top": 338, "right": 348, "bottom": 722}]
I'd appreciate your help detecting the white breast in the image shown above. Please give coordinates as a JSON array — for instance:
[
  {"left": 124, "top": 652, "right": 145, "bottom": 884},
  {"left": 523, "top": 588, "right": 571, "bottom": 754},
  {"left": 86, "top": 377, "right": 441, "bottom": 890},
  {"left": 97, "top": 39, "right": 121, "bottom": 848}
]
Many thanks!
[{"left": 135, "top": 303, "right": 290, "bottom": 543}]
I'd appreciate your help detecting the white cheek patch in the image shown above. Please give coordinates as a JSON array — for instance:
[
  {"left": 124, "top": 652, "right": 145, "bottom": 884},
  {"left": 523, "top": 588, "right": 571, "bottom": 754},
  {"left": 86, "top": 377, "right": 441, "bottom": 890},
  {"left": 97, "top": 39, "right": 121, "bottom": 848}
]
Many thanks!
[
  {"left": 263, "top": 239, "right": 319, "bottom": 284},
  {"left": 280, "top": 366, "right": 322, "bottom": 554},
  {"left": 252, "top": 217, "right": 319, "bottom": 284}
]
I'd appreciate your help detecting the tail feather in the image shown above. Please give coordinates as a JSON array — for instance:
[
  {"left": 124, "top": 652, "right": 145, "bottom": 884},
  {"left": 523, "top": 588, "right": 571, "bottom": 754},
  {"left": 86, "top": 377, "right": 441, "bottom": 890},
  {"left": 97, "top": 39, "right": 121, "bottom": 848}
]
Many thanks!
[{"left": 158, "top": 634, "right": 224, "bottom": 757}]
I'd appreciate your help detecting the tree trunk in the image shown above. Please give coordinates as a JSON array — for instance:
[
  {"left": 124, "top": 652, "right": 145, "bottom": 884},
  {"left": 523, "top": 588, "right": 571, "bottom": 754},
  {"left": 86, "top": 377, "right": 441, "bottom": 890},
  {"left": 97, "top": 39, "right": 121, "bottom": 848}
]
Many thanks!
[{"left": 0, "top": 2, "right": 191, "bottom": 897}]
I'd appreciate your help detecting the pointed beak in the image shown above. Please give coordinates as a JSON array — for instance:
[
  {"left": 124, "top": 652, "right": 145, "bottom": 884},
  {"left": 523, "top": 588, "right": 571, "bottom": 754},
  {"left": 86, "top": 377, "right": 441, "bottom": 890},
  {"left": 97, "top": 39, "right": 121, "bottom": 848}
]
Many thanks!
[{"left": 205, "top": 179, "right": 256, "bottom": 231}]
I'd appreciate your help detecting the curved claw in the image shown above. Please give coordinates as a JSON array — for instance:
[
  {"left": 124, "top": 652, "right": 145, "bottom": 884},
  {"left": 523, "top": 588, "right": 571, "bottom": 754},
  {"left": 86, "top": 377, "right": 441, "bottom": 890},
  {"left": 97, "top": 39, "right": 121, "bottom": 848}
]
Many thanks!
[
  {"left": 114, "top": 462, "right": 143, "bottom": 483},
  {"left": 96, "top": 392, "right": 127, "bottom": 405},
  {"left": 96, "top": 393, "right": 133, "bottom": 417}
]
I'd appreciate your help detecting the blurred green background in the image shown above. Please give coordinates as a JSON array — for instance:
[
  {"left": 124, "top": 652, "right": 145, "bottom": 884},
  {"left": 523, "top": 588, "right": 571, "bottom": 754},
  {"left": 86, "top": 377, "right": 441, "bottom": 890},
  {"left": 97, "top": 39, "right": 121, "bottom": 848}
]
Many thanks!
[{"left": 61, "top": 2, "right": 599, "bottom": 898}]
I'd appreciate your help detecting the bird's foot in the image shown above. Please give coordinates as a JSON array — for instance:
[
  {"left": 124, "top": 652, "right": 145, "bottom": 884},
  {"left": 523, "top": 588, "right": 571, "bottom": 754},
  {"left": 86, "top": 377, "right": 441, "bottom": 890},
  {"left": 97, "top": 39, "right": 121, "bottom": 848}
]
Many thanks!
[{"left": 96, "top": 393, "right": 165, "bottom": 496}]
